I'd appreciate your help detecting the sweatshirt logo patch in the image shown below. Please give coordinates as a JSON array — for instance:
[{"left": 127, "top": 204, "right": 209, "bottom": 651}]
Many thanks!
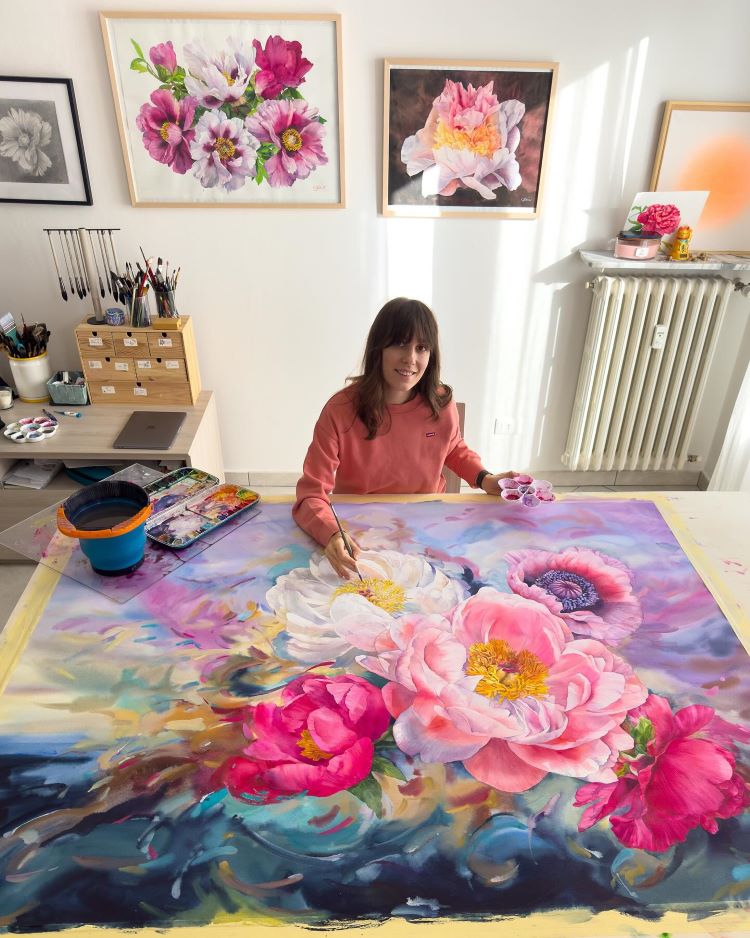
[{"left": 426, "top": 432, "right": 436, "bottom": 437}]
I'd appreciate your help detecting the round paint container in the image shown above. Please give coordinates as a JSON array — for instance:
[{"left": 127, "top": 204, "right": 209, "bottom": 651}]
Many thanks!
[{"left": 57, "top": 480, "right": 152, "bottom": 576}]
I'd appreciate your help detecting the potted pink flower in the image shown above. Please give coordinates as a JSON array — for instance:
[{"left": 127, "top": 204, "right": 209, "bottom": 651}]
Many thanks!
[{"left": 615, "top": 202, "right": 681, "bottom": 260}]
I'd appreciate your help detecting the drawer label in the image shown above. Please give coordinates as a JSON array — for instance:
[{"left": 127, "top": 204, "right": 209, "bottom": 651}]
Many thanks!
[
  {"left": 165, "top": 360, "right": 180, "bottom": 369},
  {"left": 157, "top": 337, "right": 173, "bottom": 347},
  {"left": 136, "top": 360, "right": 152, "bottom": 369},
  {"left": 134, "top": 386, "right": 148, "bottom": 396},
  {"left": 89, "top": 360, "right": 103, "bottom": 369},
  {"left": 124, "top": 337, "right": 138, "bottom": 347},
  {"left": 115, "top": 362, "right": 129, "bottom": 371},
  {"left": 88, "top": 337, "right": 104, "bottom": 347},
  {"left": 102, "top": 385, "right": 115, "bottom": 394}
]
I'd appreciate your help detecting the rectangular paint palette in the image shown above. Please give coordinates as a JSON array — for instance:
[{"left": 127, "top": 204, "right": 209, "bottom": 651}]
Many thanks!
[{"left": 144, "top": 478, "right": 260, "bottom": 549}]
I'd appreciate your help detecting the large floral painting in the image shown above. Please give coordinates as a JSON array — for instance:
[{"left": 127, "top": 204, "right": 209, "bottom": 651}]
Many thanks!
[
  {"left": 383, "top": 59, "right": 557, "bottom": 218},
  {"left": 0, "top": 498, "right": 749, "bottom": 935},
  {"left": 100, "top": 13, "right": 343, "bottom": 207}
]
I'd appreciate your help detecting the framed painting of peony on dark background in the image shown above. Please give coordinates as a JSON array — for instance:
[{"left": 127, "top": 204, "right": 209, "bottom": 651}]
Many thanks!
[
  {"left": 100, "top": 12, "right": 344, "bottom": 207},
  {"left": 383, "top": 59, "right": 557, "bottom": 218},
  {"left": 0, "top": 76, "right": 92, "bottom": 204}
]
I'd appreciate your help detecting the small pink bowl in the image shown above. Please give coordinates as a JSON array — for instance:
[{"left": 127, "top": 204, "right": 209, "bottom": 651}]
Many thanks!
[{"left": 614, "top": 234, "right": 661, "bottom": 260}]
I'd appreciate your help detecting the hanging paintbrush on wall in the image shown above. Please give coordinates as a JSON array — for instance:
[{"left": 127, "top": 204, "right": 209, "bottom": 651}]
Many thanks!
[{"left": 43, "top": 229, "right": 122, "bottom": 325}]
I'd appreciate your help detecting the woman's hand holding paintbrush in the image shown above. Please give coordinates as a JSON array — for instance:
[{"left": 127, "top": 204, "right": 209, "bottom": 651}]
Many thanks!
[{"left": 326, "top": 501, "right": 363, "bottom": 580}]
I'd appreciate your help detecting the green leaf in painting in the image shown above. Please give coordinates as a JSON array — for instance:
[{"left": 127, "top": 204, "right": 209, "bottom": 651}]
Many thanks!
[
  {"left": 255, "top": 159, "right": 268, "bottom": 185},
  {"left": 130, "top": 38, "right": 146, "bottom": 60},
  {"left": 371, "top": 755, "right": 406, "bottom": 782},
  {"left": 630, "top": 716, "right": 654, "bottom": 754},
  {"left": 257, "top": 143, "right": 278, "bottom": 160},
  {"left": 348, "top": 774, "right": 383, "bottom": 817},
  {"left": 130, "top": 58, "right": 149, "bottom": 74},
  {"left": 318, "top": 116, "right": 327, "bottom": 124},
  {"left": 279, "top": 87, "right": 304, "bottom": 100}
]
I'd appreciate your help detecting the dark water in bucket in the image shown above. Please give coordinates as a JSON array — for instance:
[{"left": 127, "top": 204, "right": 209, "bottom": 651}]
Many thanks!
[{"left": 72, "top": 498, "right": 142, "bottom": 531}]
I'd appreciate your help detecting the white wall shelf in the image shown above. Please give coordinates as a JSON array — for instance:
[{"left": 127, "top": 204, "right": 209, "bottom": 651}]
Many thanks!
[{"left": 579, "top": 249, "right": 750, "bottom": 273}]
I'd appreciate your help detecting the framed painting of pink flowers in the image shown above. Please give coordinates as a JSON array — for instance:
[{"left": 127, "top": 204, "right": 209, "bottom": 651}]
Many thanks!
[
  {"left": 0, "top": 76, "right": 92, "bottom": 204},
  {"left": 100, "top": 12, "right": 343, "bottom": 207},
  {"left": 383, "top": 59, "right": 557, "bottom": 218}
]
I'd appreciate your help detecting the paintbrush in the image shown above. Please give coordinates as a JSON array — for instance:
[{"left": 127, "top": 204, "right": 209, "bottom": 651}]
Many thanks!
[
  {"left": 328, "top": 500, "right": 363, "bottom": 581},
  {"left": 0, "top": 312, "right": 24, "bottom": 354}
]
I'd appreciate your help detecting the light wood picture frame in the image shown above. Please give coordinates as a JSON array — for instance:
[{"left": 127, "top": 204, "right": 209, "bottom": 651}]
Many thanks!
[
  {"left": 650, "top": 101, "right": 750, "bottom": 254},
  {"left": 100, "top": 12, "right": 344, "bottom": 208},
  {"left": 383, "top": 58, "right": 557, "bottom": 219}
]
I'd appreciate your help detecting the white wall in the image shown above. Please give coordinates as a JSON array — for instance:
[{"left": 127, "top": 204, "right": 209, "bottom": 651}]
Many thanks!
[{"left": 1, "top": 0, "right": 749, "bottom": 478}]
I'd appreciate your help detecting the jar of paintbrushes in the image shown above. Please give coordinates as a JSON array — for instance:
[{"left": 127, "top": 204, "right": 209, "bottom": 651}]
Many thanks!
[{"left": 1, "top": 314, "right": 53, "bottom": 402}]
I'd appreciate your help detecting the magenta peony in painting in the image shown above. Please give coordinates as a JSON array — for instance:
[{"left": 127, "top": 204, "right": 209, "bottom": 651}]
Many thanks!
[
  {"left": 101, "top": 13, "right": 343, "bottom": 206},
  {"left": 384, "top": 59, "right": 557, "bottom": 218}
]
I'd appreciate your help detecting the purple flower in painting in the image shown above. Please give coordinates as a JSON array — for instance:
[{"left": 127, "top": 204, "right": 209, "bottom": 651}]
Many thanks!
[
  {"left": 190, "top": 110, "right": 259, "bottom": 191},
  {"left": 135, "top": 89, "right": 197, "bottom": 175},
  {"left": 251, "top": 35, "right": 313, "bottom": 99},
  {"left": 149, "top": 41, "right": 177, "bottom": 72},
  {"left": 246, "top": 99, "right": 326, "bottom": 187},
  {"left": 504, "top": 547, "right": 642, "bottom": 644},
  {"left": 183, "top": 37, "right": 255, "bottom": 108}
]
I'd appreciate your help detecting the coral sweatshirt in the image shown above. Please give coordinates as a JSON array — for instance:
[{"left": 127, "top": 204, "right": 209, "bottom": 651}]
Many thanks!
[{"left": 293, "top": 388, "right": 485, "bottom": 545}]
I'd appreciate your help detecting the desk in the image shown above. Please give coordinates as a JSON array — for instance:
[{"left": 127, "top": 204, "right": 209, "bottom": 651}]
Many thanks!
[
  {"left": 0, "top": 492, "right": 748, "bottom": 938},
  {"left": 0, "top": 390, "right": 224, "bottom": 560}
]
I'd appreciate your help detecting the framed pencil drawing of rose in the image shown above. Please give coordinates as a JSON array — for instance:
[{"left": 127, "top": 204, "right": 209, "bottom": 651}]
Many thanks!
[
  {"left": 100, "top": 12, "right": 344, "bottom": 207},
  {"left": 383, "top": 59, "right": 557, "bottom": 219},
  {"left": 0, "top": 77, "right": 92, "bottom": 205}
]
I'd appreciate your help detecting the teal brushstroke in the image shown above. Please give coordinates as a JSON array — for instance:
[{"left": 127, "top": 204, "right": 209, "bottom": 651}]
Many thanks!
[{"left": 266, "top": 544, "right": 311, "bottom": 580}]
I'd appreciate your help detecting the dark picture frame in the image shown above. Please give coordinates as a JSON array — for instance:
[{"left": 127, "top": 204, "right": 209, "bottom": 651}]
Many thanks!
[
  {"left": 0, "top": 76, "right": 92, "bottom": 205},
  {"left": 383, "top": 59, "right": 557, "bottom": 219}
]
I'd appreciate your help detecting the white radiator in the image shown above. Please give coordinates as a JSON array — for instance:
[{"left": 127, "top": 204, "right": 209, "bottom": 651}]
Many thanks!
[{"left": 563, "top": 275, "right": 734, "bottom": 472}]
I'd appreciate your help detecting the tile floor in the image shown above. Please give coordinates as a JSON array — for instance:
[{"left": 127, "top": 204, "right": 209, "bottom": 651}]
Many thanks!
[{"left": 0, "top": 483, "right": 701, "bottom": 628}]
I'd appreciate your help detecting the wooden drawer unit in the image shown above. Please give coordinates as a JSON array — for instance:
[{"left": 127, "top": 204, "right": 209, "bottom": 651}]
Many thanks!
[
  {"left": 134, "top": 357, "right": 188, "bottom": 382},
  {"left": 81, "top": 356, "right": 135, "bottom": 381},
  {"left": 87, "top": 379, "right": 194, "bottom": 405},
  {"left": 75, "top": 316, "right": 201, "bottom": 405},
  {"left": 148, "top": 331, "right": 185, "bottom": 356},
  {"left": 76, "top": 327, "right": 114, "bottom": 356},
  {"left": 112, "top": 331, "right": 150, "bottom": 357}
]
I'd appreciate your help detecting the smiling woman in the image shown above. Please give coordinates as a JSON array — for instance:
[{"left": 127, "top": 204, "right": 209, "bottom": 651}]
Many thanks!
[{"left": 292, "top": 297, "right": 515, "bottom": 577}]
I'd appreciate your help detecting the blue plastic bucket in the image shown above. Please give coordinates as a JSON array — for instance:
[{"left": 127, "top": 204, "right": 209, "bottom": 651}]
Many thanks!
[{"left": 57, "top": 480, "right": 152, "bottom": 576}]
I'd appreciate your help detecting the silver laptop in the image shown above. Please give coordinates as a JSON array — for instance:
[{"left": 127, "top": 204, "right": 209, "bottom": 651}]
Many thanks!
[{"left": 113, "top": 411, "right": 187, "bottom": 450}]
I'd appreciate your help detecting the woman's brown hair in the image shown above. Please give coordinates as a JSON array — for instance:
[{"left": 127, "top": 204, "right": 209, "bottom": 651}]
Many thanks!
[{"left": 349, "top": 297, "right": 452, "bottom": 439}]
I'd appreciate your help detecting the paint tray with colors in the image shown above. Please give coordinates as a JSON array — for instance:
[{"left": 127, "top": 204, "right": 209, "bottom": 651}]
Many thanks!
[
  {"left": 142, "top": 467, "right": 219, "bottom": 514},
  {"left": 145, "top": 483, "right": 260, "bottom": 548}
]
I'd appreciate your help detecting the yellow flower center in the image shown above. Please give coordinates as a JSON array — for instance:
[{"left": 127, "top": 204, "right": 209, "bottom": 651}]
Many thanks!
[
  {"left": 433, "top": 117, "right": 502, "bottom": 157},
  {"left": 333, "top": 577, "right": 406, "bottom": 615},
  {"left": 222, "top": 71, "right": 236, "bottom": 86},
  {"left": 281, "top": 128, "right": 303, "bottom": 152},
  {"left": 159, "top": 121, "right": 173, "bottom": 142},
  {"left": 465, "top": 639, "right": 548, "bottom": 702},
  {"left": 297, "top": 729, "right": 332, "bottom": 762},
  {"left": 214, "top": 136, "right": 236, "bottom": 161}
]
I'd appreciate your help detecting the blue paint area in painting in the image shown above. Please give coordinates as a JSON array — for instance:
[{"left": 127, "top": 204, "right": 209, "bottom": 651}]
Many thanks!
[{"left": 0, "top": 499, "right": 749, "bottom": 930}]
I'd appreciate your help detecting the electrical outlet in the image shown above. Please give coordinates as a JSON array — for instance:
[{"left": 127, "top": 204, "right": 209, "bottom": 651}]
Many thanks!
[{"left": 494, "top": 417, "right": 515, "bottom": 435}]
